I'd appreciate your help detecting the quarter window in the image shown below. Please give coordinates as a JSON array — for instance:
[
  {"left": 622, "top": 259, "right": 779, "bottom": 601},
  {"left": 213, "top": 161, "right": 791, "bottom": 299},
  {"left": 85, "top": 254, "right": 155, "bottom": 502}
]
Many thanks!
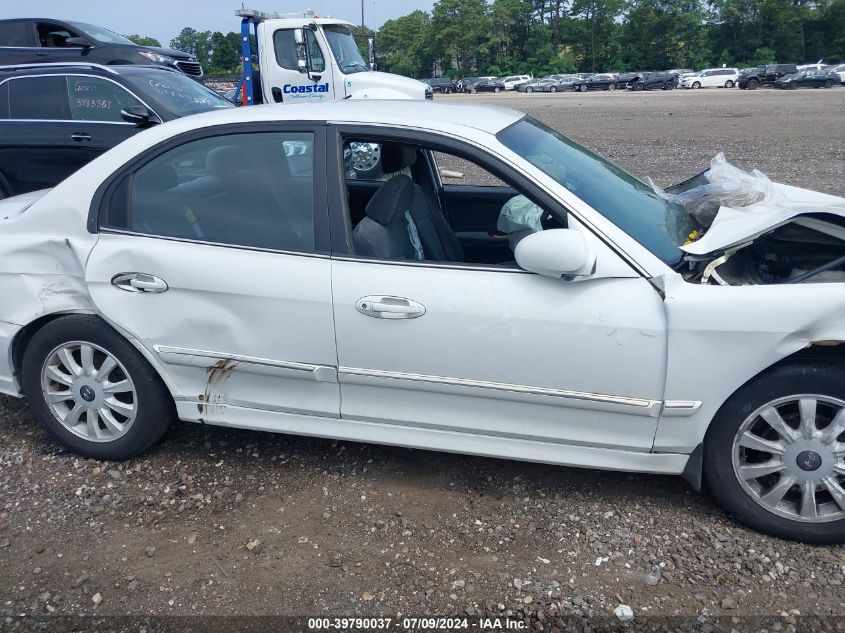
[
  {"left": 66, "top": 76, "right": 142, "bottom": 122},
  {"left": 108, "top": 132, "right": 316, "bottom": 252}
]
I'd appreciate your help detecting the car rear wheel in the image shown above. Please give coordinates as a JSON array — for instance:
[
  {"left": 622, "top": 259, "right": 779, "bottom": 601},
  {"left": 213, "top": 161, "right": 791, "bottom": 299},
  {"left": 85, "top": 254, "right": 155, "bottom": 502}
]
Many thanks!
[
  {"left": 791, "top": 83, "right": 800, "bottom": 90},
  {"left": 526, "top": 87, "right": 533, "bottom": 93},
  {"left": 825, "top": 80, "right": 834, "bottom": 88},
  {"left": 704, "top": 360, "right": 845, "bottom": 544},
  {"left": 21, "top": 315, "right": 175, "bottom": 461},
  {"left": 632, "top": 83, "right": 643, "bottom": 91},
  {"left": 725, "top": 80, "right": 735, "bottom": 88},
  {"left": 494, "top": 87, "right": 501, "bottom": 93},
  {"left": 664, "top": 81, "right": 674, "bottom": 90},
  {"left": 608, "top": 83, "right": 616, "bottom": 91},
  {"left": 549, "top": 86, "right": 557, "bottom": 93},
  {"left": 747, "top": 79, "right": 758, "bottom": 90},
  {"left": 691, "top": 81, "right": 701, "bottom": 89}
]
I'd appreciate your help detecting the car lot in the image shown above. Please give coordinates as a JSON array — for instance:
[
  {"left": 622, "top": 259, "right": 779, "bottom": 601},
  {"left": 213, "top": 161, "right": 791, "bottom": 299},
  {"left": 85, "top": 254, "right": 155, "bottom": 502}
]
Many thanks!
[{"left": 0, "top": 88, "right": 843, "bottom": 626}]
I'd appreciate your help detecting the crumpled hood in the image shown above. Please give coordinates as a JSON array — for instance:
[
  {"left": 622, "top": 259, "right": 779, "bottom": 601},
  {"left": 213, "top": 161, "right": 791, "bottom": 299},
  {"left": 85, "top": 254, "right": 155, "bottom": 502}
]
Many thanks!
[
  {"left": 345, "top": 72, "right": 429, "bottom": 100},
  {"left": 682, "top": 183, "right": 845, "bottom": 256},
  {"left": 0, "top": 189, "right": 51, "bottom": 223}
]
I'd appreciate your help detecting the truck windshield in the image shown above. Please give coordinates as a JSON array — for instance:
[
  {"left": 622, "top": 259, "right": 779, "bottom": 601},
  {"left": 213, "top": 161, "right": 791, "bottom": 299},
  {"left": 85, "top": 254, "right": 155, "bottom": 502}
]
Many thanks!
[
  {"left": 69, "top": 22, "right": 136, "bottom": 46},
  {"left": 126, "top": 72, "right": 233, "bottom": 117},
  {"left": 498, "top": 117, "right": 698, "bottom": 266},
  {"left": 323, "top": 25, "right": 368, "bottom": 74}
]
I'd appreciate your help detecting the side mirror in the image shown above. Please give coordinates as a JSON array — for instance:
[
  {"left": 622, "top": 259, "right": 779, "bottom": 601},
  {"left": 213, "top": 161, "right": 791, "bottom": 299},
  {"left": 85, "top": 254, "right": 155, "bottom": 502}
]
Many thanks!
[
  {"left": 121, "top": 105, "right": 154, "bottom": 127},
  {"left": 297, "top": 58, "right": 308, "bottom": 74},
  {"left": 65, "top": 36, "right": 92, "bottom": 49},
  {"left": 294, "top": 29, "right": 305, "bottom": 46},
  {"left": 514, "top": 228, "right": 596, "bottom": 280}
]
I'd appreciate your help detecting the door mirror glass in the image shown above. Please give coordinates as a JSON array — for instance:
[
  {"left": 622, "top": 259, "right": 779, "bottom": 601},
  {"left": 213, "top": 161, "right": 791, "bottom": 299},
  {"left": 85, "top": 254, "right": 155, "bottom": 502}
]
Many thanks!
[
  {"left": 121, "top": 104, "right": 152, "bottom": 126},
  {"left": 515, "top": 229, "right": 596, "bottom": 280}
]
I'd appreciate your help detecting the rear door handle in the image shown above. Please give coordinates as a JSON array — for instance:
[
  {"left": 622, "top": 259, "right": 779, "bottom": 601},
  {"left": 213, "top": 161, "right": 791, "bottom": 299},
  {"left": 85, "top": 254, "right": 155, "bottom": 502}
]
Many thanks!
[
  {"left": 71, "top": 133, "right": 92, "bottom": 142},
  {"left": 111, "top": 273, "right": 169, "bottom": 294},
  {"left": 356, "top": 296, "right": 425, "bottom": 319}
]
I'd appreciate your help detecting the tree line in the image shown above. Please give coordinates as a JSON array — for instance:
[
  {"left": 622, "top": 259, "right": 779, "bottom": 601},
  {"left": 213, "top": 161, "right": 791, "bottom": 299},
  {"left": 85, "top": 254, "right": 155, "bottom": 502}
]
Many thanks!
[{"left": 126, "top": 0, "right": 845, "bottom": 78}]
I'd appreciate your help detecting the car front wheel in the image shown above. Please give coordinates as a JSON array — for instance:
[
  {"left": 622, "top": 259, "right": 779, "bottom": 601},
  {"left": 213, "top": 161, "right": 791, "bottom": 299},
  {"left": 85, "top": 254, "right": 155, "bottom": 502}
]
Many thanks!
[
  {"left": 579, "top": 84, "right": 587, "bottom": 92},
  {"left": 21, "top": 315, "right": 174, "bottom": 461},
  {"left": 825, "top": 80, "right": 834, "bottom": 88},
  {"left": 725, "top": 80, "right": 734, "bottom": 88},
  {"left": 691, "top": 81, "right": 701, "bottom": 89},
  {"left": 704, "top": 359, "right": 845, "bottom": 544}
]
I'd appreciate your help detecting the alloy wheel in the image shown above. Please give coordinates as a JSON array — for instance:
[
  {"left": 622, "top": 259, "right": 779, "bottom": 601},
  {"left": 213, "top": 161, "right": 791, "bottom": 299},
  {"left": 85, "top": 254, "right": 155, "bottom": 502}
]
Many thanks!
[
  {"left": 732, "top": 395, "right": 845, "bottom": 523},
  {"left": 40, "top": 341, "right": 138, "bottom": 443}
]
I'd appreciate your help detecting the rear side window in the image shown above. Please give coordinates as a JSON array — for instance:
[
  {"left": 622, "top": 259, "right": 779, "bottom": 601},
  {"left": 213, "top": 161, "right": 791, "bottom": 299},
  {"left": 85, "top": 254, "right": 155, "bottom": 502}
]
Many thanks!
[
  {"left": 0, "top": 21, "right": 34, "bottom": 46},
  {"left": 66, "top": 76, "right": 142, "bottom": 122},
  {"left": 106, "top": 131, "right": 317, "bottom": 253},
  {"left": 7, "top": 76, "right": 68, "bottom": 119}
]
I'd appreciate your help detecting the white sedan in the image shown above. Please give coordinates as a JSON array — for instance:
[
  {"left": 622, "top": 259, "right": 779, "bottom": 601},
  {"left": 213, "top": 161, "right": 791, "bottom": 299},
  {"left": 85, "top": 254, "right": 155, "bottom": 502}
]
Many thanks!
[{"left": 1, "top": 102, "right": 843, "bottom": 544}]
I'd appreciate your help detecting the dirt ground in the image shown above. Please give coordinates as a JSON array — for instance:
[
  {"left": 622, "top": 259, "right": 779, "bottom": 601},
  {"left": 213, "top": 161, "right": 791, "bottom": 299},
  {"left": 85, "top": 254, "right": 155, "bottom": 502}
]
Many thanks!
[{"left": 1, "top": 87, "right": 844, "bottom": 632}]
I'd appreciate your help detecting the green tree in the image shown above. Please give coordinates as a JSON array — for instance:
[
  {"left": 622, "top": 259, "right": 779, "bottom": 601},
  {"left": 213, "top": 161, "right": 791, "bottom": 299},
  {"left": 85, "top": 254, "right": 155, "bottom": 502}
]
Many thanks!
[
  {"left": 170, "top": 28, "right": 212, "bottom": 67},
  {"left": 570, "top": 0, "right": 625, "bottom": 72},
  {"left": 431, "top": 0, "right": 492, "bottom": 74},
  {"left": 125, "top": 34, "right": 161, "bottom": 47},
  {"left": 207, "top": 31, "right": 241, "bottom": 73},
  {"left": 378, "top": 11, "right": 436, "bottom": 77}
]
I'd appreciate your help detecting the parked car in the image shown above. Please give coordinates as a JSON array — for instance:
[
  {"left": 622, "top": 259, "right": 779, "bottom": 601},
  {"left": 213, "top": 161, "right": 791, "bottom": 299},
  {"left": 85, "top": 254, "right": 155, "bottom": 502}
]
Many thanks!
[
  {"left": 738, "top": 64, "right": 798, "bottom": 89},
  {"left": 0, "top": 63, "right": 232, "bottom": 199},
  {"left": 502, "top": 74, "right": 532, "bottom": 90},
  {"left": 2, "top": 100, "right": 844, "bottom": 544},
  {"left": 0, "top": 18, "right": 203, "bottom": 77},
  {"left": 517, "top": 78, "right": 561, "bottom": 93},
  {"left": 627, "top": 71, "right": 677, "bottom": 91},
  {"left": 681, "top": 68, "right": 740, "bottom": 89},
  {"left": 571, "top": 73, "right": 618, "bottom": 92},
  {"left": 458, "top": 76, "right": 496, "bottom": 93},
  {"left": 474, "top": 77, "right": 506, "bottom": 93},
  {"left": 423, "top": 77, "right": 456, "bottom": 94},
  {"left": 825, "top": 63, "right": 845, "bottom": 85},
  {"left": 774, "top": 70, "right": 838, "bottom": 89},
  {"left": 616, "top": 71, "right": 643, "bottom": 88}
]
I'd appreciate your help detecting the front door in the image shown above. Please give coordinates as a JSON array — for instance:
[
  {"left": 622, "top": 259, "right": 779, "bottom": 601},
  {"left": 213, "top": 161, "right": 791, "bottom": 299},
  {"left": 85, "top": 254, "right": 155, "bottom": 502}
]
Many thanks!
[
  {"left": 260, "top": 25, "right": 334, "bottom": 103},
  {"left": 329, "top": 132, "right": 668, "bottom": 452},
  {"left": 85, "top": 126, "right": 339, "bottom": 423}
]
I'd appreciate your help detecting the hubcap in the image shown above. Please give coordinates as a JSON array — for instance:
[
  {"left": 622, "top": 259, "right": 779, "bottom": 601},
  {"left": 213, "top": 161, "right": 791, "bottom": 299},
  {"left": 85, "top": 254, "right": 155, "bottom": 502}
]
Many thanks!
[
  {"left": 732, "top": 395, "right": 845, "bottom": 523},
  {"left": 40, "top": 342, "right": 137, "bottom": 443}
]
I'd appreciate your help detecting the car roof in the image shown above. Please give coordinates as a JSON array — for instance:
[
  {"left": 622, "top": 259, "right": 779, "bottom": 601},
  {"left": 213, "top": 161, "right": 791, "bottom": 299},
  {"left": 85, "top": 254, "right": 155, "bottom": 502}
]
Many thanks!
[{"left": 158, "top": 101, "right": 525, "bottom": 137}]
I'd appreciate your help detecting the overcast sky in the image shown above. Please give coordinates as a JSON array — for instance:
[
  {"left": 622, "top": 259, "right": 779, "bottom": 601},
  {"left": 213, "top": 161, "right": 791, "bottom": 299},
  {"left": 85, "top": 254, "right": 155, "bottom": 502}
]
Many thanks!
[{"left": 8, "top": 0, "right": 435, "bottom": 47}]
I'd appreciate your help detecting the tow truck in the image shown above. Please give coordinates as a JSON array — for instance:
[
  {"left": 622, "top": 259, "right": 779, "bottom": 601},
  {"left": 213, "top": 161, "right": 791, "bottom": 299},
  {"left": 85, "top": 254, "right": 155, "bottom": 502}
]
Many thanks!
[{"left": 233, "top": 8, "right": 432, "bottom": 105}]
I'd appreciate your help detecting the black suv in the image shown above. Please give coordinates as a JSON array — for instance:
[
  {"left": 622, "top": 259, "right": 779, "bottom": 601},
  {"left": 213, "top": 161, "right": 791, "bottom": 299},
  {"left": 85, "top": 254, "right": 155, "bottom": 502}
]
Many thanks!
[
  {"left": 738, "top": 64, "right": 798, "bottom": 89},
  {"left": 0, "top": 63, "right": 232, "bottom": 199},
  {"left": 424, "top": 77, "right": 456, "bottom": 94},
  {"left": 0, "top": 18, "right": 203, "bottom": 77}
]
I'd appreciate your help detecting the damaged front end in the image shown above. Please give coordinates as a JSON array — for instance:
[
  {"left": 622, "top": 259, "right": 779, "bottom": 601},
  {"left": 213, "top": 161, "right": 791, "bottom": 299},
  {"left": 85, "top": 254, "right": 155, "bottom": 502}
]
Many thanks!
[{"left": 654, "top": 154, "right": 845, "bottom": 286}]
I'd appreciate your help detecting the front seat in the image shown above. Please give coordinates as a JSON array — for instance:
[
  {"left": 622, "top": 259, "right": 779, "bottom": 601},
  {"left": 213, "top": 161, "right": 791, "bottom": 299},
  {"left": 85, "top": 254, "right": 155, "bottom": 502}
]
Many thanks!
[
  {"left": 352, "top": 174, "right": 417, "bottom": 260},
  {"left": 380, "top": 144, "right": 464, "bottom": 262}
]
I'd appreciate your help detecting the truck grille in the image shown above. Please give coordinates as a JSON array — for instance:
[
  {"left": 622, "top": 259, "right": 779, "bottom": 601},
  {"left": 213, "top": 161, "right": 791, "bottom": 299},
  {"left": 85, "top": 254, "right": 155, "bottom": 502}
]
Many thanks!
[{"left": 175, "top": 60, "right": 203, "bottom": 77}]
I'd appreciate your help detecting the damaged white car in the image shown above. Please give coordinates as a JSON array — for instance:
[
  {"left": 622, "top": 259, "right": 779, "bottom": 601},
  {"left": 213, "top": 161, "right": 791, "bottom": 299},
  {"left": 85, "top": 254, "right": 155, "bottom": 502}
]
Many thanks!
[{"left": 1, "top": 102, "right": 843, "bottom": 544}]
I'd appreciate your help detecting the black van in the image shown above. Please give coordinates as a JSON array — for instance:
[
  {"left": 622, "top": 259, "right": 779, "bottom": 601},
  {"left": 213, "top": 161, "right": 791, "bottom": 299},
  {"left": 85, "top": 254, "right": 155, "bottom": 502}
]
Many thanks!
[{"left": 0, "top": 18, "right": 203, "bottom": 77}]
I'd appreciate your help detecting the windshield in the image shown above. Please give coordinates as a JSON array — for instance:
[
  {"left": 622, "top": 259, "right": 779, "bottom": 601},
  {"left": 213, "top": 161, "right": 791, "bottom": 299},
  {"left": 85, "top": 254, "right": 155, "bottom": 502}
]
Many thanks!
[
  {"left": 323, "top": 25, "right": 368, "bottom": 74},
  {"left": 498, "top": 118, "right": 698, "bottom": 266},
  {"left": 70, "top": 22, "right": 136, "bottom": 45},
  {"left": 126, "top": 72, "right": 233, "bottom": 117}
]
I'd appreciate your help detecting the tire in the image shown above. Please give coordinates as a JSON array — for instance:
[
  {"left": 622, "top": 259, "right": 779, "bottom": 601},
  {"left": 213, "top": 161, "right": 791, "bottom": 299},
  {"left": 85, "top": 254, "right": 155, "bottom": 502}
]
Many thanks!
[
  {"left": 664, "top": 82, "right": 674, "bottom": 90},
  {"left": 21, "top": 315, "right": 174, "bottom": 461},
  {"left": 704, "top": 359, "right": 845, "bottom": 544},
  {"left": 747, "top": 79, "right": 758, "bottom": 90},
  {"left": 691, "top": 81, "right": 701, "bottom": 89},
  {"left": 579, "top": 84, "right": 587, "bottom": 92},
  {"left": 526, "top": 86, "right": 533, "bottom": 93},
  {"left": 825, "top": 80, "right": 833, "bottom": 89},
  {"left": 494, "top": 86, "right": 501, "bottom": 93},
  {"left": 549, "top": 86, "right": 556, "bottom": 93},
  {"left": 725, "top": 80, "right": 734, "bottom": 88},
  {"left": 608, "top": 83, "right": 616, "bottom": 91},
  {"left": 791, "top": 83, "right": 799, "bottom": 90},
  {"left": 632, "top": 83, "right": 643, "bottom": 91}
]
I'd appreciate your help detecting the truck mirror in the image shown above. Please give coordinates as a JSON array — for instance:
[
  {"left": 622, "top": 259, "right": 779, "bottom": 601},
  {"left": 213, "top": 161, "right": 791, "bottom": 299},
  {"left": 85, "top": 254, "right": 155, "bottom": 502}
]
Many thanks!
[
  {"left": 297, "top": 59, "right": 308, "bottom": 74},
  {"left": 294, "top": 29, "right": 305, "bottom": 46}
]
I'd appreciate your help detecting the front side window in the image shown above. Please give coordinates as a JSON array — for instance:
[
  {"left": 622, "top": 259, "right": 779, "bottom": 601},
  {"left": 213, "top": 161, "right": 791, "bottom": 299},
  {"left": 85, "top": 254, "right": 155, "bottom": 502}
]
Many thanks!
[
  {"left": 66, "top": 76, "right": 142, "bottom": 122},
  {"left": 273, "top": 29, "right": 298, "bottom": 70},
  {"left": 6, "top": 76, "right": 67, "bottom": 119},
  {"left": 36, "top": 22, "right": 81, "bottom": 47},
  {"left": 107, "top": 132, "right": 316, "bottom": 252}
]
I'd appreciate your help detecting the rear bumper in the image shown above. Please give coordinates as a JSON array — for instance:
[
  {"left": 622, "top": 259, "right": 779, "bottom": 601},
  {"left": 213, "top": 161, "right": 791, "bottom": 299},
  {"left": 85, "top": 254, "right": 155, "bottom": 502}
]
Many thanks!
[{"left": 0, "top": 320, "right": 22, "bottom": 397}]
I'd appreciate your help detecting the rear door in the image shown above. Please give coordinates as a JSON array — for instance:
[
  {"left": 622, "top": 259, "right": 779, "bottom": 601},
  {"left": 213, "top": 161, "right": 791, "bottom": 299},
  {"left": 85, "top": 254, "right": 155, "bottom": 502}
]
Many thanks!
[{"left": 0, "top": 20, "right": 37, "bottom": 65}]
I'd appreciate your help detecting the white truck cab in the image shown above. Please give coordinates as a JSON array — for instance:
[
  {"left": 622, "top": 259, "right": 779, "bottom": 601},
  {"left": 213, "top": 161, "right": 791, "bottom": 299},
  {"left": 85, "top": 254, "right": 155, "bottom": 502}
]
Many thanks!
[{"left": 236, "top": 9, "right": 431, "bottom": 104}]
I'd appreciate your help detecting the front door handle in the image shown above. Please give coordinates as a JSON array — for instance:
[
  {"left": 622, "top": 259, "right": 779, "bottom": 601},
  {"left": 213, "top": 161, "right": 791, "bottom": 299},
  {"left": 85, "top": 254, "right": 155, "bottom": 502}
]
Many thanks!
[
  {"left": 71, "top": 133, "right": 92, "bottom": 142},
  {"left": 111, "top": 273, "right": 169, "bottom": 294},
  {"left": 356, "top": 296, "right": 425, "bottom": 320}
]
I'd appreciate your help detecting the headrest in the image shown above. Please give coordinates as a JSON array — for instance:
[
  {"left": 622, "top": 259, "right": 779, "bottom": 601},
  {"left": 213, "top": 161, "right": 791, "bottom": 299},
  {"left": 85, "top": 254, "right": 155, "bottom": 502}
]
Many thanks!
[
  {"left": 206, "top": 145, "right": 244, "bottom": 177},
  {"left": 380, "top": 144, "right": 417, "bottom": 174},
  {"left": 365, "top": 175, "right": 414, "bottom": 226}
]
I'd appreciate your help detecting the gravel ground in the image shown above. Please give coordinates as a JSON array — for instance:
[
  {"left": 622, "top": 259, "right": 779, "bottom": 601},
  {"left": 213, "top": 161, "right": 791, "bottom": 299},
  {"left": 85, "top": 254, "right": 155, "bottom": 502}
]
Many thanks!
[{"left": 1, "top": 88, "right": 844, "bottom": 631}]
